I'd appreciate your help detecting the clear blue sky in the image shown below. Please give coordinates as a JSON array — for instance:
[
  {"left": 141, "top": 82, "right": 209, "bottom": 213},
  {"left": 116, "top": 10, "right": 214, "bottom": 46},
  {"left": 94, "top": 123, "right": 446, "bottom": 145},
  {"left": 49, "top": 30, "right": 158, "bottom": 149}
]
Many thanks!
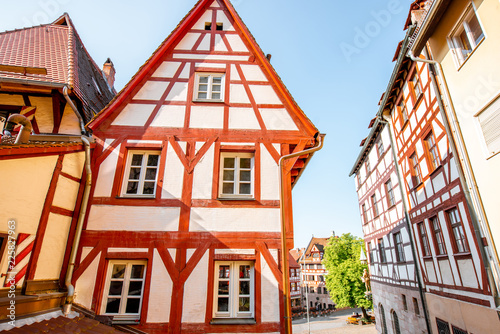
[{"left": 0, "top": 0, "right": 413, "bottom": 248}]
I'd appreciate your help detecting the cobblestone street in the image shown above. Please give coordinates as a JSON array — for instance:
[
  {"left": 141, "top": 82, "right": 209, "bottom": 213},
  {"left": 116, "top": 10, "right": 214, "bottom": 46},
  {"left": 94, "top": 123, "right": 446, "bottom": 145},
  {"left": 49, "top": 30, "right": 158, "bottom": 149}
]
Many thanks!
[{"left": 292, "top": 308, "right": 377, "bottom": 334}]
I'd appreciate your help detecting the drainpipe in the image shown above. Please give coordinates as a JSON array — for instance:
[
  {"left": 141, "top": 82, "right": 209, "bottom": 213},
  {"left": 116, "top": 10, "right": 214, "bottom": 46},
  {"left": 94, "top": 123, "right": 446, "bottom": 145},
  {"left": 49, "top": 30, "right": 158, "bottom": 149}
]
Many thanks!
[
  {"left": 3, "top": 114, "right": 32, "bottom": 144},
  {"left": 408, "top": 49, "right": 500, "bottom": 305},
  {"left": 279, "top": 133, "right": 324, "bottom": 334},
  {"left": 378, "top": 115, "right": 433, "bottom": 334},
  {"left": 63, "top": 86, "right": 86, "bottom": 135},
  {"left": 63, "top": 135, "right": 92, "bottom": 315}
]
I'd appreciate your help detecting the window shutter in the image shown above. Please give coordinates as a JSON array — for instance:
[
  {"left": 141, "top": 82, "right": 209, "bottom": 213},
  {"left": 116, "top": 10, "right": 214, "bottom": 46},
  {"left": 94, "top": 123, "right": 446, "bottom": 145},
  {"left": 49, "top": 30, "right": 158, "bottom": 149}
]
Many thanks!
[{"left": 477, "top": 104, "right": 500, "bottom": 155}]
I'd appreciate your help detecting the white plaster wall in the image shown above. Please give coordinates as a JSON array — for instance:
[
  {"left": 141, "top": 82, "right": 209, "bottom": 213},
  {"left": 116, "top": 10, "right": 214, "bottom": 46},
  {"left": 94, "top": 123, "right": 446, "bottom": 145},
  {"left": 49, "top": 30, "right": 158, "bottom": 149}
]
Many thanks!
[
  {"left": 260, "top": 109, "right": 298, "bottom": 131},
  {"left": 165, "top": 82, "right": 188, "bottom": 101},
  {"left": 240, "top": 65, "right": 267, "bottom": 82},
  {"left": 52, "top": 176, "right": 80, "bottom": 211},
  {"left": 228, "top": 107, "right": 260, "bottom": 130},
  {"left": 230, "top": 65, "right": 240, "bottom": 81},
  {"left": 162, "top": 143, "right": 185, "bottom": 199},
  {"left": 192, "top": 143, "right": 214, "bottom": 199},
  {"left": 226, "top": 34, "right": 248, "bottom": 52},
  {"left": 198, "top": 35, "right": 211, "bottom": 51},
  {"left": 34, "top": 213, "right": 72, "bottom": 279},
  {"left": 29, "top": 96, "right": 53, "bottom": 133},
  {"left": 192, "top": 11, "right": 213, "bottom": 30},
  {"left": 148, "top": 249, "right": 173, "bottom": 323},
  {"left": 74, "top": 250, "right": 100, "bottom": 309},
  {"left": 260, "top": 144, "right": 280, "bottom": 201},
  {"left": 457, "top": 259, "right": 478, "bottom": 289},
  {"left": 0, "top": 156, "right": 56, "bottom": 235},
  {"left": 249, "top": 86, "right": 281, "bottom": 105},
  {"left": 216, "top": 10, "right": 235, "bottom": 31},
  {"left": 86, "top": 205, "right": 180, "bottom": 231},
  {"left": 111, "top": 104, "right": 155, "bottom": 126},
  {"left": 189, "top": 208, "right": 280, "bottom": 232},
  {"left": 260, "top": 252, "right": 280, "bottom": 323},
  {"left": 190, "top": 106, "right": 224, "bottom": 129},
  {"left": 61, "top": 152, "right": 85, "bottom": 179},
  {"left": 229, "top": 84, "right": 251, "bottom": 104},
  {"left": 438, "top": 260, "right": 454, "bottom": 285},
  {"left": 213, "top": 35, "right": 227, "bottom": 52},
  {"left": 151, "top": 105, "right": 186, "bottom": 128},
  {"left": 175, "top": 33, "right": 201, "bottom": 50},
  {"left": 182, "top": 250, "right": 209, "bottom": 323},
  {"left": 134, "top": 81, "right": 169, "bottom": 101},
  {"left": 94, "top": 143, "right": 121, "bottom": 197},
  {"left": 59, "top": 104, "right": 81, "bottom": 135},
  {"left": 152, "top": 61, "right": 181, "bottom": 78}
]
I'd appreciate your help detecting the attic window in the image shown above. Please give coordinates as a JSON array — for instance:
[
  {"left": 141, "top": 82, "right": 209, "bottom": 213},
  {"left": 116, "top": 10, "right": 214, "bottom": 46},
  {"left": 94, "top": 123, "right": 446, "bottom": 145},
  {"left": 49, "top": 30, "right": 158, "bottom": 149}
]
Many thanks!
[
  {"left": 205, "top": 23, "right": 212, "bottom": 30},
  {"left": 216, "top": 23, "right": 223, "bottom": 31}
]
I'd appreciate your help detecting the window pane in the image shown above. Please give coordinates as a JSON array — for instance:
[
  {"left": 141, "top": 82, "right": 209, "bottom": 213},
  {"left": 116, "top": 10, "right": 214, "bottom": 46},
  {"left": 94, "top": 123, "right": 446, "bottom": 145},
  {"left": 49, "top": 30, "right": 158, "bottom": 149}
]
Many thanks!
[
  {"left": 147, "top": 155, "right": 159, "bottom": 166},
  {"left": 240, "top": 171, "right": 251, "bottom": 181},
  {"left": 125, "top": 298, "right": 140, "bottom": 314},
  {"left": 131, "top": 265, "right": 145, "bottom": 279},
  {"left": 106, "top": 298, "right": 121, "bottom": 314},
  {"left": 239, "top": 265, "right": 251, "bottom": 279},
  {"left": 143, "top": 182, "right": 155, "bottom": 194},
  {"left": 239, "top": 297, "right": 250, "bottom": 312},
  {"left": 112, "top": 265, "right": 126, "bottom": 278},
  {"left": 219, "top": 265, "right": 230, "bottom": 278},
  {"left": 239, "top": 281, "right": 250, "bottom": 295},
  {"left": 213, "top": 77, "right": 222, "bottom": 84},
  {"left": 198, "top": 84, "right": 208, "bottom": 92},
  {"left": 108, "top": 281, "right": 123, "bottom": 296},
  {"left": 223, "top": 170, "right": 234, "bottom": 181},
  {"left": 224, "top": 158, "right": 235, "bottom": 168},
  {"left": 129, "top": 167, "right": 141, "bottom": 180},
  {"left": 212, "top": 93, "right": 221, "bottom": 100},
  {"left": 199, "top": 77, "right": 209, "bottom": 84},
  {"left": 239, "top": 183, "right": 251, "bottom": 194},
  {"left": 240, "top": 158, "right": 251, "bottom": 169},
  {"left": 468, "top": 14, "right": 484, "bottom": 45},
  {"left": 131, "top": 154, "right": 143, "bottom": 166},
  {"left": 218, "top": 297, "right": 229, "bottom": 312},
  {"left": 198, "top": 92, "right": 207, "bottom": 99},
  {"left": 126, "top": 181, "right": 138, "bottom": 194},
  {"left": 145, "top": 168, "right": 157, "bottom": 180},
  {"left": 222, "top": 183, "right": 234, "bottom": 194},
  {"left": 218, "top": 281, "right": 229, "bottom": 295},
  {"left": 128, "top": 281, "right": 143, "bottom": 296}
]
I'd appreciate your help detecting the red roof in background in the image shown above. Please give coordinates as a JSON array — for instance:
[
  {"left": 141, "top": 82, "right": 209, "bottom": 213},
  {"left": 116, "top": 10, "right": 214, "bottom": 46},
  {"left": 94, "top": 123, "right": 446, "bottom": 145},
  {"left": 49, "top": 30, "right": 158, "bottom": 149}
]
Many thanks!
[
  {"left": 288, "top": 252, "right": 300, "bottom": 268},
  {"left": 0, "top": 14, "right": 115, "bottom": 122}
]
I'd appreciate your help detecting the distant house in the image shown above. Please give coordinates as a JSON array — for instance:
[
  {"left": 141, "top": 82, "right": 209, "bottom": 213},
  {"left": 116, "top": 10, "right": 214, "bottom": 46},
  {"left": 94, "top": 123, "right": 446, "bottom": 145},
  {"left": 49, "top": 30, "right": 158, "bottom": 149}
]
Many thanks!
[
  {"left": 0, "top": 13, "right": 114, "bottom": 325},
  {"left": 71, "top": 0, "right": 321, "bottom": 333},
  {"left": 288, "top": 252, "right": 301, "bottom": 311},
  {"left": 297, "top": 237, "right": 335, "bottom": 311}
]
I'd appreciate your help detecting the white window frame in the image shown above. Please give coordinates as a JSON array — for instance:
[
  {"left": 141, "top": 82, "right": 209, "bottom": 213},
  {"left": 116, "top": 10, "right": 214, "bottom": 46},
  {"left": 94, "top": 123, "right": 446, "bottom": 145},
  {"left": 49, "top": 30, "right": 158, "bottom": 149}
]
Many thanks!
[
  {"left": 121, "top": 150, "right": 160, "bottom": 198},
  {"left": 213, "top": 261, "right": 254, "bottom": 319},
  {"left": 218, "top": 152, "right": 254, "bottom": 199},
  {"left": 193, "top": 72, "right": 225, "bottom": 102},
  {"left": 101, "top": 260, "right": 147, "bottom": 322},
  {"left": 448, "top": 4, "right": 485, "bottom": 67}
]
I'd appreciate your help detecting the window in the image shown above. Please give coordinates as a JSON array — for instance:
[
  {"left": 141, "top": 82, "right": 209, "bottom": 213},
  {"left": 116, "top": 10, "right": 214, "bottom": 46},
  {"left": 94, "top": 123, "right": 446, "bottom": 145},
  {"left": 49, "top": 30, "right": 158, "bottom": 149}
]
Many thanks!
[
  {"left": 371, "top": 194, "right": 379, "bottom": 217},
  {"left": 312, "top": 252, "right": 319, "bottom": 258},
  {"left": 399, "top": 99, "right": 408, "bottom": 125},
  {"left": 102, "top": 261, "right": 147, "bottom": 321},
  {"left": 368, "top": 242, "right": 374, "bottom": 263},
  {"left": 377, "top": 138, "right": 384, "bottom": 158},
  {"left": 365, "top": 158, "right": 371, "bottom": 174},
  {"left": 385, "top": 180, "right": 395, "bottom": 207},
  {"left": 452, "top": 326, "right": 468, "bottom": 334},
  {"left": 410, "top": 153, "right": 422, "bottom": 187},
  {"left": 317, "top": 275, "right": 324, "bottom": 282},
  {"left": 431, "top": 217, "right": 447, "bottom": 255},
  {"left": 357, "top": 172, "right": 362, "bottom": 187},
  {"left": 392, "top": 310, "right": 401, "bottom": 334},
  {"left": 476, "top": 102, "right": 500, "bottom": 157},
  {"left": 380, "top": 304, "right": 388, "bottom": 334},
  {"left": 362, "top": 203, "right": 369, "bottom": 224},
  {"left": 447, "top": 208, "right": 469, "bottom": 253},
  {"left": 413, "top": 297, "right": 420, "bottom": 316},
  {"left": 309, "top": 286, "right": 315, "bottom": 293},
  {"left": 449, "top": 5, "right": 484, "bottom": 66},
  {"left": 418, "top": 222, "right": 431, "bottom": 257},
  {"left": 214, "top": 261, "right": 254, "bottom": 319},
  {"left": 378, "top": 238, "right": 387, "bottom": 264},
  {"left": 402, "top": 294, "right": 407, "bottom": 311},
  {"left": 411, "top": 73, "right": 422, "bottom": 101},
  {"left": 205, "top": 22, "right": 212, "bottom": 30},
  {"left": 394, "top": 232, "right": 405, "bottom": 263},
  {"left": 194, "top": 73, "right": 224, "bottom": 102},
  {"left": 219, "top": 152, "right": 254, "bottom": 199},
  {"left": 436, "top": 319, "right": 451, "bottom": 334},
  {"left": 290, "top": 282, "right": 297, "bottom": 291},
  {"left": 425, "top": 132, "right": 441, "bottom": 170},
  {"left": 122, "top": 151, "right": 160, "bottom": 197}
]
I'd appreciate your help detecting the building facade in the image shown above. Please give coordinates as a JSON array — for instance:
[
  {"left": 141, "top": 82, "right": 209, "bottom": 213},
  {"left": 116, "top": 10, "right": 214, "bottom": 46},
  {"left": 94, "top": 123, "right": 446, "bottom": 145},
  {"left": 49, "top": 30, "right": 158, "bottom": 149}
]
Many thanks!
[{"left": 71, "top": 1, "right": 320, "bottom": 333}]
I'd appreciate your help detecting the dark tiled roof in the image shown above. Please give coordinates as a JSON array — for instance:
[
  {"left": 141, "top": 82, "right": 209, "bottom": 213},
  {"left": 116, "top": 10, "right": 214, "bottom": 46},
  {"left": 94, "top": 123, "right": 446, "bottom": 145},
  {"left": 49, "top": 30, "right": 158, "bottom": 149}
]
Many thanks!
[
  {"left": 0, "top": 14, "right": 115, "bottom": 122},
  {"left": 7, "top": 313, "right": 126, "bottom": 334}
]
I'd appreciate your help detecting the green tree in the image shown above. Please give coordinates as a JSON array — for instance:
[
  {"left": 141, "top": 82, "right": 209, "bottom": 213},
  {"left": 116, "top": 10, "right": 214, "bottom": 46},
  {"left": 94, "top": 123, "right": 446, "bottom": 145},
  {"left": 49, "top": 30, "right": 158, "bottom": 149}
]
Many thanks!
[{"left": 323, "top": 233, "right": 372, "bottom": 318}]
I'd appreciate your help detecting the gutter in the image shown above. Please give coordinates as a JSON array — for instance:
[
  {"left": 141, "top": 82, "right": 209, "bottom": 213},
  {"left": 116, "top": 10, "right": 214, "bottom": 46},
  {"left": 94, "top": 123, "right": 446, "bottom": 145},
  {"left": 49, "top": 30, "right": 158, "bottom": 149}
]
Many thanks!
[
  {"left": 63, "top": 135, "right": 92, "bottom": 315},
  {"left": 278, "top": 133, "right": 324, "bottom": 334},
  {"left": 408, "top": 49, "right": 500, "bottom": 305}
]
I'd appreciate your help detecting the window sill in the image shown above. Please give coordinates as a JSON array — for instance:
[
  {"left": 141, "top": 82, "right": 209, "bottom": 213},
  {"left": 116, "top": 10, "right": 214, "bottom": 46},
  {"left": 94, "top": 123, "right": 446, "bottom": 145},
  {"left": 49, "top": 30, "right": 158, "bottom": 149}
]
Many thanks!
[
  {"left": 115, "top": 195, "right": 156, "bottom": 199},
  {"left": 192, "top": 99, "right": 224, "bottom": 103},
  {"left": 453, "top": 252, "right": 472, "bottom": 259},
  {"left": 429, "top": 165, "right": 443, "bottom": 177},
  {"left": 411, "top": 182, "right": 423, "bottom": 192},
  {"left": 456, "top": 37, "right": 485, "bottom": 71},
  {"left": 210, "top": 318, "right": 256, "bottom": 325},
  {"left": 435, "top": 254, "right": 448, "bottom": 259},
  {"left": 423, "top": 256, "right": 433, "bottom": 261},
  {"left": 217, "top": 197, "right": 255, "bottom": 201},
  {"left": 413, "top": 93, "right": 424, "bottom": 109}
]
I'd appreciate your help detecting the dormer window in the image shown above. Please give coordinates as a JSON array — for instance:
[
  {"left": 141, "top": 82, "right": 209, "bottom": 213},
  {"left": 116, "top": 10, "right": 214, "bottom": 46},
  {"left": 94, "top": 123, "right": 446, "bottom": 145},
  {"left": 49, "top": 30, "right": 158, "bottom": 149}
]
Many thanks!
[
  {"left": 194, "top": 73, "right": 225, "bottom": 102},
  {"left": 205, "top": 22, "right": 212, "bottom": 30},
  {"left": 216, "top": 23, "right": 223, "bottom": 31}
]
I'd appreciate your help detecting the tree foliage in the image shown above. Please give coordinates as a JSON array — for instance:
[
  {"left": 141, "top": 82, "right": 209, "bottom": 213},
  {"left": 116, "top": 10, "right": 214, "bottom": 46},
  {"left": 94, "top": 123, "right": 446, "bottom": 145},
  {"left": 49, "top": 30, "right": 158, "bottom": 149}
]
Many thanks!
[{"left": 323, "top": 233, "right": 372, "bottom": 310}]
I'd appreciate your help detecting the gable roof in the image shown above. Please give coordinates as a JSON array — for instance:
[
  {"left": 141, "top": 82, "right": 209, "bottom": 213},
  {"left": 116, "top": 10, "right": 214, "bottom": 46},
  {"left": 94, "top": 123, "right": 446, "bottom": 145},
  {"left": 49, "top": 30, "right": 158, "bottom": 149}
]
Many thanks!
[
  {"left": 0, "top": 14, "right": 115, "bottom": 122},
  {"left": 304, "top": 237, "right": 330, "bottom": 257},
  {"left": 87, "top": 0, "right": 317, "bottom": 137}
]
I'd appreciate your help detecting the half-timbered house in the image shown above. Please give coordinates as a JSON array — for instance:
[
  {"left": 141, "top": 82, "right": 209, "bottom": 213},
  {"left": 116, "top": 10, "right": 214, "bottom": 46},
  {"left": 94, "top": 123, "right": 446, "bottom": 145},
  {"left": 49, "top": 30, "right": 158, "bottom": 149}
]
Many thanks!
[
  {"left": 71, "top": 0, "right": 320, "bottom": 333},
  {"left": 0, "top": 14, "right": 115, "bottom": 322}
]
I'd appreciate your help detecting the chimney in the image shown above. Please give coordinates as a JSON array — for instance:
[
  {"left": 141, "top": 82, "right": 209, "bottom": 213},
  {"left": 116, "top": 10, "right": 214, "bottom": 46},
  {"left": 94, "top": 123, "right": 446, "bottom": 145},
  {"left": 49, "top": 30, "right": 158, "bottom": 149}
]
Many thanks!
[{"left": 102, "top": 58, "right": 116, "bottom": 88}]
